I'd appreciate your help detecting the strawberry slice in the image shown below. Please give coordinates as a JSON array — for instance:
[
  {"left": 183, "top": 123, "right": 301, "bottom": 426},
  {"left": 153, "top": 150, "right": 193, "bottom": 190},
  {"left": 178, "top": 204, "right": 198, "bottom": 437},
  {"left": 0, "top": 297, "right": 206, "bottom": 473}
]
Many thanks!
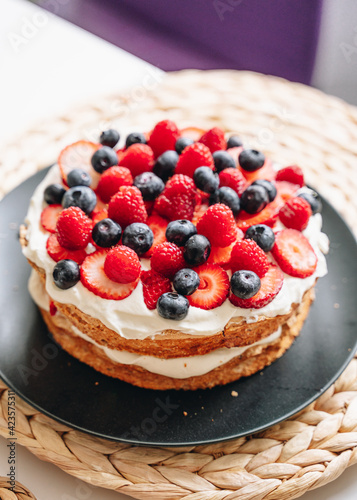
[
  {"left": 80, "top": 250, "right": 139, "bottom": 300},
  {"left": 46, "top": 234, "right": 87, "bottom": 264},
  {"left": 40, "top": 204, "right": 62, "bottom": 233},
  {"left": 58, "top": 140, "right": 101, "bottom": 189},
  {"left": 272, "top": 229, "right": 317, "bottom": 278},
  {"left": 241, "top": 158, "right": 276, "bottom": 183},
  {"left": 230, "top": 265, "right": 284, "bottom": 309},
  {"left": 188, "top": 264, "right": 230, "bottom": 310},
  {"left": 91, "top": 208, "right": 108, "bottom": 226},
  {"left": 207, "top": 228, "right": 244, "bottom": 267},
  {"left": 226, "top": 146, "right": 244, "bottom": 166},
  {"left": 236, "top": 196, "right": 282, "bottom": 231},
  {"left": 142, "top": 214, "right": 168, "bottom": 257},
  {"left": 141, "top": 269, "right": 172, "bottom": 309},
  {"left": 275, "top": 180, "right": 300, "bottom": 202},
  {"left": 180, "top": 126, "right": 205, "bottom": 141},
  {"left": 192, "top": 203, "right": 208, "bottom": 226}
]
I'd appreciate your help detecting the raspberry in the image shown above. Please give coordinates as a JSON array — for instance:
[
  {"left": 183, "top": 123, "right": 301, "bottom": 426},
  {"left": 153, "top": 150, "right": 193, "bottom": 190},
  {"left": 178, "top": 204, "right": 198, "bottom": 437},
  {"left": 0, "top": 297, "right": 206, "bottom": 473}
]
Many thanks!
[
  {"left": 154, "top": 174, "right": 198, "bottom": 221},
  {"left": 148, "top": 119, "right": 180, "bottom": 157},
  {"left": 230, "top": 239, "right": 270, "bottom": 278},
  {"left": 96, "top": 166, "right": 133, "bottom": 203},
  {"left": 119, "top": 144, "right": 154, "bottom": 177},
  {"left": 219, "top": 168, "right": 247, "bottom": 197},
  {"left": 198, "top": 127, "right": 226, "bottom": 153},
  {"left": 108, "top": 186, "right": 147, "bottom": 228},
  {"left": 175, "top": 143, "right": 214, "bottom": 178},
  {"left": 272, "top": 229, "right": 317, "bottom": 278},
  {"left": 55, "top": 207, "right": 92, "bottom": 250},
  {"left": 279, "top": 196, "right": 312, "bottom": 231},
  {"left": 104, "top": 246, "right": 141, "bottom": 284},
  {"left": 151, "top": 242, "right": 185, "bottom": 278},
  {"left": 196, "top": 204, "right": 237, "bottom": 247},
  {"left": 276, "top": 165, "right": 304, "bottom": 187},
  {"left": 141, "top": 269, "right": 172, "bottom": 309}
]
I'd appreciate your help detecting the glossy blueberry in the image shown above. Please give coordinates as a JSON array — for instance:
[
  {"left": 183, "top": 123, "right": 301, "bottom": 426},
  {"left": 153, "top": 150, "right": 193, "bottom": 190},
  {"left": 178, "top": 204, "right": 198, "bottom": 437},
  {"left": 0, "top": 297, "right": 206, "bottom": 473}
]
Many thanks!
[
  {"left": 298, "top": 190, "right": 322, "bottom": 215},
  {"left": 252, "top": 179, "right": 277, "bottom": 202},
  {"left": 240, "top": 185, "right": 269, "bottom": 214},
  {"left": 91, "top": 146, "right": 118, "bottom": 173},
  {"left": 125, "top": 132, "right": 146, "bottom": 149},
  {"left": 62, "top": 185, "right": 97, "bottom": 215},
  {"left": 245, "top": 224, "right": 275, "bottom": 252},
  {"left": 153, "top": 150, "right": 179, "bottom": 181},
  {"left": 44, "top": 183, "right": 66, "bottom": 205},
  {"left": 193, "top": 166, "right": 219, "bottom": 194},
  {"left": 212, "top": 150, "right": 236, "bottom": 172},
  {"left": 209, "top": 186, "right": 240, "bottom": 216},
  {"left": 67, "top": 169, "right": 91, "bottom": 188},
  {"left": 231, "top": 270, "right": 261, "bottom": 299},
  {"left": 173, "top": 268, "right": 200, "bottom": 296},
  {"left": 92, "top": 218, "right": 122, "bottom": 248},
  {"left": 227, "top": 135, "right": 243, "bottom": 148},
  {"left": 99, "top": 129, "right": 120, "bottom": 148},
  {"left": 166, "top": 219, "right": 197, "bottom": 247},
  {"left": 239, "top": 149, "right": 265, "bottom": 172},
  {"left": 157, "top": 292, "right": 189, "bottom": 320},
  {"left": 175, "top": 137, "right": 194, "bottom": 155},
  {"left": 122, "top": 223, "right": 154, "bottom": 255},
  {"left": 133, "top": 172, "right": 165, "bottom": 201},
  {"left": 183, "top": 234, "right": 211, "bottom": 266},
  {"left": 53, "top": 259, "right": 80, "bottom": 290}
]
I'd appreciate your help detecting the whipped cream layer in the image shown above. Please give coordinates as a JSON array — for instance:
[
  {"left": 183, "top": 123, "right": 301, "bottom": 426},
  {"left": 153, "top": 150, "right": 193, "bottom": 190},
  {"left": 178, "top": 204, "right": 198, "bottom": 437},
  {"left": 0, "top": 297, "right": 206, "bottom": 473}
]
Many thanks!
[{"left": 23, "top": 165, "right": 328, "bottom": 340}]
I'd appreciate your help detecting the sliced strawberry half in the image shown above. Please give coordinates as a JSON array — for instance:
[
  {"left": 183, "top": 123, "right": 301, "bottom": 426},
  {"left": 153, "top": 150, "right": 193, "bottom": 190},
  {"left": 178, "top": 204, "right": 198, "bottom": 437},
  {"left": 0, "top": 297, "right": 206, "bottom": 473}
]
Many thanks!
[
  {"left": 46, "top": 234, "right": 87, "bottom": 264},
  {"left": 40, "top": 204, "right": 62, "bottom": 233},
  {"left": 236, "top": 196, "right": 282, "bottom": 231},
  {"left": 191, "top": 203, "right": 208, "bottom": 226},
  {"left": 272, "top": 229, "right": 317, "bottom": 278},
  {"left": 226, "top": 146, "right": 244, "bottom": 166},
  {"left": 241, "top": 158, "right": 276, "bottom": 183},
  {"left": 188, "top": 264, "right": 230, "bottom": 310},
  {"left": 58, "top": 140, "right": 101, "bottom": 189},
  {"left": 207, "top": 228, "right": 244, "bottom": 267},
  {"left": 142, "top": 214, "right": 168, "bottom": 257},
  {"left": 80, "top": 250, "right": 139, "bottom": 300},
  {"left": 91, "top": 208, "right": 108, "bottom": 226},
  {"left": 275, "top": 180, "right": 300, "bottom": 202},
  {"left": 179, "top": 126, "right": 205, "bottom": 141}
]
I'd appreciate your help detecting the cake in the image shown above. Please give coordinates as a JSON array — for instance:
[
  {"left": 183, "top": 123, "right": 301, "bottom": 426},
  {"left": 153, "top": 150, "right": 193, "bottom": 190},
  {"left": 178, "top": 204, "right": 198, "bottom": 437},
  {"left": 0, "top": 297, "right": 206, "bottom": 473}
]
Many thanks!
[{"left": 21, "top": 121, "right": 329, "bottom": 390}]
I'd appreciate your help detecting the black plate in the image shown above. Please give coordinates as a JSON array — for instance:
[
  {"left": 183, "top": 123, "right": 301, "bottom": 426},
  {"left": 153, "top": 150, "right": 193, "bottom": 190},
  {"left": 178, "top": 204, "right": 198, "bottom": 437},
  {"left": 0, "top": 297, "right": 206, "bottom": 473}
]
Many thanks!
[{"left": 0, "top": 168, "right": 356, "bottom": 446}]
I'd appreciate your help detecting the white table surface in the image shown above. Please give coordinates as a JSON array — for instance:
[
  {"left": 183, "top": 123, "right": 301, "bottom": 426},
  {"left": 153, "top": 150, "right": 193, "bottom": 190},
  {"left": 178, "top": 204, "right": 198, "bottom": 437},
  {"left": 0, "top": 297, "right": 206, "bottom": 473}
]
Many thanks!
[{"left": 0, "top": 1, "right": 356, "bottom": 498}]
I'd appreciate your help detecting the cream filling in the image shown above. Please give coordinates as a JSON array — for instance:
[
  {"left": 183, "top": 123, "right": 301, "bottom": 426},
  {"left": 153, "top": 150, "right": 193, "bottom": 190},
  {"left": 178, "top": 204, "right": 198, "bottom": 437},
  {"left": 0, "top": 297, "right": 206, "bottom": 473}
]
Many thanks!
[{"left": 23, "top": 165, "right": 328, "bottom": 340}]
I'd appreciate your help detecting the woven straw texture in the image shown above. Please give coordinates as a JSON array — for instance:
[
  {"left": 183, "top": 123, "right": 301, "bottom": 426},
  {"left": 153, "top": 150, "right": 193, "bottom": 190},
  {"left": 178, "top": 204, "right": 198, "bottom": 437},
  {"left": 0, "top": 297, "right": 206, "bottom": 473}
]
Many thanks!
[
  {"left": 0, "top": 70, "right": 356, "bottom": 499},
  {"left": 0, "top": 477, "right": 37, "bottom": 500}
]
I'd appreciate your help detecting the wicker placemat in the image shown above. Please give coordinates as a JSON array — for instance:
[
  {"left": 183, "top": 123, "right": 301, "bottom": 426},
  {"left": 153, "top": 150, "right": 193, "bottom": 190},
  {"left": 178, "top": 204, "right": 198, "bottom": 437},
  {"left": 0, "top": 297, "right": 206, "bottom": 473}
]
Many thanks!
[
  {"left": 0, "top": 70, "right": 357, "bottom": 499},
  {"left": 0, "top": 477, "right": 37, "bottom": 499}
]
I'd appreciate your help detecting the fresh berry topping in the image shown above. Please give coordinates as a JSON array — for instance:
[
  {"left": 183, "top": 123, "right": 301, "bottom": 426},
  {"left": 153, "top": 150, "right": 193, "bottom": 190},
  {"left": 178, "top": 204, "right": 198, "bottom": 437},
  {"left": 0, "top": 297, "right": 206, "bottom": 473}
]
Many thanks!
[
  {"left": 240, "top": 185, "right": 269, "bottom": 214},
  {"left": 67, "top": 168, "right": 92, "bottom": 188},
  {"left": 245, "top": 224, "right": 275, "bottom": 252},
  {"left": 241, "top": 158, "right": 275, "bottom": 183},
  {"left": 141, "top": 270, "right": 172, "bottom": 310},
  {"left": 173, "top": 268, "right": 200, "bottom": 296},
  {"left": 148, "top": 120, "right": 180, "bottom": 157},
  {"left": 122, "top": 222, "right": 154, "bottom": 256},
  {"left": 58, "top": 141, "right": 101, "bottom": 189},
  {"left": 104, "top": 245, "right": 141, "bottom": 284},
  {"left": 183, "top": 234, "right": 211, "bottom": 266},
  {"left": 154, "top": 174, "right": 198, "bottom": 221},
  {"left": 231, "top": 270, "right": 261, "bottom": 299},
  {"left": 212, "top": 150, "right": 236, "bottom": 172},
  {"left": 151, "top": 242, "right": 185, "bottom": 278},
  {"left": 120, "top": 144, "right": 154, "bottom": 178},
  {"left": 175, "top": 137, "right": 194, "bottom": 155},
  {"left": 49, "top": 301, "right": 57, "bottom": 316},
  {"left": 81, "top": 250, "right": 139, "bottom": 299},
  {"left": 92, "top": 218, "right": 122, "bottom": 248},
  {"left": 133, "top": 172, "right": 165, "bottom": 201},
  {"left": 272, "top": 229, "right": 317, "bottom": 278},
  {"left": 99, "top": 129, "right": 120, "bottom": 148},
  {"left": 230, "top": 265, "right": 284, "bottom": 308},
  {"left": 44, "top": 184, "right": 66, "bottom": 205},
  {"left": 166, "top": 219, "right": 197, "bottom": 247},
  {"left": 236, "top": 197, "right": 280, "bottom": 231},
  {"left": 226, "top": 146, "right": 244, "bottom": 167},
  {"left": 207, "top": 241, "right": 235, "bottom": 267},
  {"left": 125, "top": 132, "right": 146, "bottom": 149},
  {"left": 53, "top": 259, "right": 80, "bottom": 290},
  {"left": 96, "top": 166, "right": 133, "bottom": 203},
  {"left": 91, "top": 208, "right": 109, "bottom": 225},
  {"left": 179, "top": 126, "right": 205, "bottom": 141},
  {"left": 230, "top": 239, "right": 269, "bottom": 278},
  {"left": 144, "top": 214, "right": 168, "bottom": 257},
  {"left": 62, "top": 185, "right": 97, "bottom": 216},
  {"left": 276, "top": 165, "right": 304, "bottom": 187},
  {"left": 191, "top": 203, "right": 208, "bottom": 226},
  {"left": 157, "top": 292, "right": 189, "bottom": 320},
  {"left": 46, "top": 234, "right": 87, "bottom": 264},
  {"left": 198, "top": 127, "right": 226, "bottom": 153},
  {"left": 275, "top": 181, "right": 300, "bottom": 202},
  {"left": 298, "top": 190, "right": 322, "bottom": 215},
  {"left": 209, "top": 186, "right": 240, "bottom": 216},
  {"left": 227, "top": 135, "right": 243, "bottom": 148},
  {"left": 279, "top": 196, "right": 312, "bottom": 231},
  {"left": 251, "top": 180, "right": 277, "bottom": 202},
  {"left": 175, "top": 143, "right": 214, "bottom": 178},
  {"left": 40, "top": 205, "right": 63, "bottom": 233},
  {"left": 239, "top": 149, "right": 265, "bottom": 172},
  {"left": 108, "top": 186, "right": 147, "bottom": 228},
  {"left": 188, "top": 264, "right": 230, "bottom": 310},
  {"left": 218, "top": 167, "right": 246, "bottom": 197},
  {"left": 91, "top": 146, "right": 118, "bottom": 173},
  {"left": 55, "top": 207, "right": 92, "bottom": 250},
  {"left": 153, "top": 150, "right": 179, "bottom": 182},
  {"left": 197, "top": 204, "right": 236, "bottom": 247},
  {"left": 193, "top": 166, "right": 218, "bottom": 195}
]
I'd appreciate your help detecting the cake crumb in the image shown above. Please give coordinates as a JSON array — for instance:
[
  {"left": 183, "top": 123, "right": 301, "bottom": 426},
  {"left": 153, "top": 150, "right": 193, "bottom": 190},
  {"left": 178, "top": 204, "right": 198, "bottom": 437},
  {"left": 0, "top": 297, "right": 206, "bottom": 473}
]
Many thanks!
[
  {"left": 95, "top": 381, "right": 99, "bottom": 386},
  {"left": 183, "top": 411, "right": 188, "bottom": 417},
  {"left": 231, "top": 390, "right": 238, "bottom": 397},
  {"left": 334, "top": 303, "right": 340, "bottom": 309}
]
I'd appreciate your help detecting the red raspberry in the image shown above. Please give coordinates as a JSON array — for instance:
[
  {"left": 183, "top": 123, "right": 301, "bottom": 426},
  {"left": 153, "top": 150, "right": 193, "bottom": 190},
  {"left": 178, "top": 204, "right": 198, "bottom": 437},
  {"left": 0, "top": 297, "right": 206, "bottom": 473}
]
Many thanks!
[
  {"left": 55, "top": 207, "right": 92, "bottom": 250},
  {"left": 175, "top": 143, "right": 214, "bottom": 178},
  {"left": 141, "top": 269, "right": 172, "bottom": 309},
  {"left": 148, "top": 119, "right": 180, "bottom": 157},
  {"left": 196, "top": 204, "right": 237, "bottom": 247},
  {"left": 119, "top": 144, "right": 154, "bottom": 177},
  {"left": 198, "top": 127, "right": 226, "bottom": 153},
  {"left": 219, "top": 168, "right": 247, "bottom": 196},
  {"left": 230, "top": 239, "right": 269, "bottom": 278},
  {"left": 96, "top": 166, "right": 133, "bottom": 203},
  {"left": 154, "top": 174, "right": 198, "bottom": 221},
  {"left": 104, "top": 246, "right": 141, "bottom": 284},
  {"left": 279, "top": 196, "right": 312, "bottom": 231},
  {"left": 108, "top": 186, "right": 147, "bottom": 228},
  {"left": 272, "top": 229, "right": 317, "bottom": 278},
  {"left": 151, "top": 242, "right": 185, "bottom": 278},
  {"left": 276, "top": 165, "right": 304, "bottom": 187}
]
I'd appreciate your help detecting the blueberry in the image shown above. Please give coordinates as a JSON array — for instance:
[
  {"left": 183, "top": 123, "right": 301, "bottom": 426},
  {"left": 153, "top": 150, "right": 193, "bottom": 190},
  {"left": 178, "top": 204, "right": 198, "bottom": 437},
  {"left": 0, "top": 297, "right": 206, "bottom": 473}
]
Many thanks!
[
  {"left": 157, "top": 292, "right": 189, "bottom": 320},
  {"left": 240, "top": 185, "right": 269, "bottom": 214},
  {"left": 209, "top": 186, "right": 240, "bottom": 216},
  {"left": 100, "top": 129, "right": 120, "bottom": 148},
  {"left": 298, "top": 190, "right": 322, "bottom": 215},
  {"left": 183, "top": 234, "right": 211, "bottom": 266},
  {"left": 91, "top": 146, "right": 118, "bottom": 173},
  {"left": 62, "top": 185, "right": 97, "bottom": 215},
  {"left": 44, "top": 183, "right": 66, "bottom": 205},
  {"left": 231, "top": 270, "right": 261, "bottom": 299},
  {"left": 153, "top": 150, "right": 179, "bottom": 181},
  {"left": 213, "top": 150, "right": 236, "bottom": 172},
  {"left": 251, "top": 180, "right": 277, "bottom": 202},
  {"left": 53, "top": 259, "right": 80, "bottom": 289},
  {"left": 193, "top": 166, "right": 219, "bottom": 194},
  {"left": 92, "top": 218, "right": 122, "bottom": 247},
  {"left": 173, "top": 268, "right": 200, "bottom": 296},
  {"left": 239, "top": 149, "right": 265, "bottom": 172},
  {"left": 122, "top": 222, "right": 154, "bottom": 255},
  {"left": 67, "top": 169, "right": 92, "bottom": 188},
  {"left": 133, "top": 172, "right": 165, "bottom": 201},
  {"left": 227, "top": 135, "right": 243, "bottom": 148},
  {"left": 166, "top": 220, "right": 197, "bottom": 247},
  {"left": 125, "top": 132, "right": 146, "bottom": 149},
  {"left": 175, "top": 137, "right": 194, "bottom": 155},
  {"left": 245, "top": 224, "right": 275, "bottom": 252}
]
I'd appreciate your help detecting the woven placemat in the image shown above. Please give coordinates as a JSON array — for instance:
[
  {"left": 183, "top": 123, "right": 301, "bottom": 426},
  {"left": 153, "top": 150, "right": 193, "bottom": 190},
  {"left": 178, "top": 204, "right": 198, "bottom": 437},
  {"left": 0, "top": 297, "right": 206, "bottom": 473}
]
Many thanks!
[
  {"left": 0, "top": 477, "right": 37, "bottom": 500},
  {"left": 0, "top": 70, "right": 357, "bottom": 500}
]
